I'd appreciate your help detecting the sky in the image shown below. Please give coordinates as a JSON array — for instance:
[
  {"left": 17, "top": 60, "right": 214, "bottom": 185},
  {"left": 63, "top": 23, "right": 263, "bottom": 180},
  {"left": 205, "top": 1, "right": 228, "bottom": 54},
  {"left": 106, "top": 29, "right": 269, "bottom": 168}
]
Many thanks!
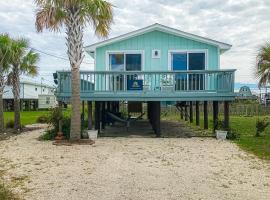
[{"left": 0, "top": 0, "right": 269, "bottom": 86}]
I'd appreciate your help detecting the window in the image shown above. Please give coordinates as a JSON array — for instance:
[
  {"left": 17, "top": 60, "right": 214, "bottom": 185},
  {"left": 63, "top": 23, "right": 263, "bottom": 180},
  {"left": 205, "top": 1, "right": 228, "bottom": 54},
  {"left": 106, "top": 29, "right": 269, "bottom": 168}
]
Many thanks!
[
  {"left": 109, "top": 52, "right": 142, "bottom": 71},
  {"left": 171, "top": 51, "right": 206, "bottom": 70},
  {"left": 46, "top": 97, "right": 50, "bottom": 104},
  {"left": 108, "top": 52, "right": 143, "bottom": 91},
  {"left": 188, "top": 53, "right": 205, "bottom": 70},
  {"left": 126, "top": 54, "right": 141, "bottom": 71},
  {"left": 109, "top": 54, "right": 124, "bottom": 71},
  {"left": 170, "top": 51, "right": 206, "bottom": 90}
]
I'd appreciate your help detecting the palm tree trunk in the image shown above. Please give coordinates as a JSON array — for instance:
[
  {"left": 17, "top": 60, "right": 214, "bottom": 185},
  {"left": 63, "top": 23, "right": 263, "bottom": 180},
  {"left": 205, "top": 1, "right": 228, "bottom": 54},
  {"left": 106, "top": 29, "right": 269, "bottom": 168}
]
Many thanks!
[
  {"left": 0, "top": 67, "right": 4, "bottom": 132},
  {"left": 0, "top": 93, "right": 4, "bottom": 132},
  {"left": 12, "top": 66, "right": 21, "bottom": 132},
  {"left": 66, "top": 8, "right": 84, "bottom": 141}
]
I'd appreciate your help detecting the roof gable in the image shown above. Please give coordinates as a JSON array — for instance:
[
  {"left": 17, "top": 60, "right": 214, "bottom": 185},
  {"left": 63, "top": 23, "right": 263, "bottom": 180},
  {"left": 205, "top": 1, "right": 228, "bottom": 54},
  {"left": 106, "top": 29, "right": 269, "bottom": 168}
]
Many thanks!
[{"left": 85, "top": 23, "right": 232, "bottom": 53}]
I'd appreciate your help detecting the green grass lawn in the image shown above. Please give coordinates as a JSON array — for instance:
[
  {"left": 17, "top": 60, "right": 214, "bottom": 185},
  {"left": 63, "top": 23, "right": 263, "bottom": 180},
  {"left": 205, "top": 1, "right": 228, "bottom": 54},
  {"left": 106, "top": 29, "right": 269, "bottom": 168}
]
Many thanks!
[
  {"left": 4, "top": 111, "right": 50, "bottom": 126},
  {"left": 230, "top": 116, "right": 270, "bottom": 160},
  {"left": 162, "top": 112, "right": 270, "bottom": 160}
]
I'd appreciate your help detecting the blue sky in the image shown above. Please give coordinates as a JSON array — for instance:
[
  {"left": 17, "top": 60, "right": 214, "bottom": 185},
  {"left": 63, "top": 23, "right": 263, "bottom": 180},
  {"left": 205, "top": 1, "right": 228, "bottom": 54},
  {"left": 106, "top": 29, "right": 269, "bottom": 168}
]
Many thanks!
[{"left": 0, "top": 0, "right": 269, "bottom": 86}]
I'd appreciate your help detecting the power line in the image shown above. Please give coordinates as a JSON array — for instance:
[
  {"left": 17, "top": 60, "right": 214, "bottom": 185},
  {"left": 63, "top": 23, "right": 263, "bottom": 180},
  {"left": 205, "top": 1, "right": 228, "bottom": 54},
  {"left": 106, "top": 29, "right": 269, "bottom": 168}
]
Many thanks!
[{"left": 30, "top": 47, "right": 94, "bottom": 65}]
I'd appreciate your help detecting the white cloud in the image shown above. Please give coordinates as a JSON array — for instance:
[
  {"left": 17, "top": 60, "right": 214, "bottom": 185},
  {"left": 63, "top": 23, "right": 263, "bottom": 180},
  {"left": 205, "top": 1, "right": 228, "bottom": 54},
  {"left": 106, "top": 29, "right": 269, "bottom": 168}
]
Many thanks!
[{"left": 0, "top": 0, "right": 269, "bottom": 85}]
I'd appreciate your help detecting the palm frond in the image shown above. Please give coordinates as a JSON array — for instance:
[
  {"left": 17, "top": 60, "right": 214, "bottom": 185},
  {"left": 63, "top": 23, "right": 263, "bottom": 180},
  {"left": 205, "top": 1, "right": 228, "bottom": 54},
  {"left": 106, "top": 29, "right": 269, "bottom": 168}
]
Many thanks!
[
  {"left": 256, "top": 42, "right": 270, "bottom": 88},
  {"left": 0, "top": 34, "right": 12, "bottom": 68},
  {"left": 82, "top": 0, "right": 113, "bottom": 38},
  {"left": 36, "top": 5, "right": 66, "bottom": 32},
  {"left": 21, "top": 50, "right": 39, "bottom": 76}
]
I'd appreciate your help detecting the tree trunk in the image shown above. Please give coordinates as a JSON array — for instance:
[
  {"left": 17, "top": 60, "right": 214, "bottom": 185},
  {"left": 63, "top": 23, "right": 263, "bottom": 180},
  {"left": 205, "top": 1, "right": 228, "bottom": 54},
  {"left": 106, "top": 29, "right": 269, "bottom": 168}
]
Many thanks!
[
  {"left": 0, "top": 93, "right": 4, "bottom": 132},
  {"left": 66, "top": 8, "right": 84, "bottom": 141},
  {"left": 13, "top": 66, "right": 21, "bottom": 132},
  {"left": 0, "top": 65, "right": 4, "bottom": 132}
]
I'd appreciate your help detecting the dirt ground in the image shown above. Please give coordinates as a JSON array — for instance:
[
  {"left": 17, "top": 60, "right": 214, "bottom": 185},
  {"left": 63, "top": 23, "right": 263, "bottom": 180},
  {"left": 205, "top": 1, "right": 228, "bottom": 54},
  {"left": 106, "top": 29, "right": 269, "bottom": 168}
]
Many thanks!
[{"left": 1, "top": 124, "right": 270, "bottom": 200}]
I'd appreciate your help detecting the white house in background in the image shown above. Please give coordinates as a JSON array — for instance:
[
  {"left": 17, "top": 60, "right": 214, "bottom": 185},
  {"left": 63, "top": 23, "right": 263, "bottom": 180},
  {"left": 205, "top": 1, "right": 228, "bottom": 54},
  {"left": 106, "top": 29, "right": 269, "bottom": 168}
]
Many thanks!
[{"left": 3, "top": 81, "right": 57, "bottom": 111}]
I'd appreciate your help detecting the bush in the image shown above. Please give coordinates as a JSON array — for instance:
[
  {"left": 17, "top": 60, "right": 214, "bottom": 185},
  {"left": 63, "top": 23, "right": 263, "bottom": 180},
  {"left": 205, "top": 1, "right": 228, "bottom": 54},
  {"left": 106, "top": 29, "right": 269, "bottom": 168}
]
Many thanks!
[
  {"left": 227, "top": 128, "right": 240, "bottom": 140},
  {"left": 255, "top": 119, "right": 269, "bottom": 137},
  {"left": 36, "top": 115, "right": 49, "bottom": 124},
  {"left": 40, "top": 129, "right": 55, "bottom": 141},
  {"left": 41, "top": 107, "right": 89, "bottom": 141},
  {"left": 47, "top": 107, "right": 63, "bottom": 130},
  {"left": 216, "top": 119, "right": 225, "bottom": 130},
  {"left": 45, "top": 107, "right": 69, "bottom": 139},
  {"left": 5, "top": 120, "right": 14, "bottom": 129}
]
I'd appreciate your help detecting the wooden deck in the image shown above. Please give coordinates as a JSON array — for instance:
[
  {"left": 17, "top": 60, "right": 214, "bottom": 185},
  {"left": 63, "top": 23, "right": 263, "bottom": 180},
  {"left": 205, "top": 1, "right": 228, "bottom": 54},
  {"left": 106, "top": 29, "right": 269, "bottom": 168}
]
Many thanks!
[{"left": 55, "top": 69, "right": 236, "bottom": 102}]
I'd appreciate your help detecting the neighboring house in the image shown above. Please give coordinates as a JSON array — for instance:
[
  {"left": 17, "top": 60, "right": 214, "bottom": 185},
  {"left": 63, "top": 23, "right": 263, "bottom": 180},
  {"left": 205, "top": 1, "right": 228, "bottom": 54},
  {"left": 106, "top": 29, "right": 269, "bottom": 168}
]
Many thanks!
[
  {"left": 56, "top": 23, "right": 236, "bottom": 135},
  {"left": 3, "top": 81, "right": 56, "bottom": 111},
  {"left": 38, "top": 94, "right": 57, "bottom": 109},
  {"left": 236, "top": 86, "right": 257, "bottom": 100}
]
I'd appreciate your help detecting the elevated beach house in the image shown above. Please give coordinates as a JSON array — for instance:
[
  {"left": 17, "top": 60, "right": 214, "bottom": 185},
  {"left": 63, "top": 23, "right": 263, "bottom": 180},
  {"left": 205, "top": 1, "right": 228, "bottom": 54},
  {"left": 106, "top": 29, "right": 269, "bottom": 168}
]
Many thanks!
[{"left": 55, "top": 24, "right": 235, "bottom": 136}]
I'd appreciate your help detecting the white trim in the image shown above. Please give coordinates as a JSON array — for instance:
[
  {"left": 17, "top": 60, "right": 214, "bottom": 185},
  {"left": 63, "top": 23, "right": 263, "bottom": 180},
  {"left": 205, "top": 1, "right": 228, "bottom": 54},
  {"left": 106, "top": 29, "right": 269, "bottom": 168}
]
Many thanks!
[
  {"left": 85, "top": 23, "right": 232, "bottom": 52},
  {"left": 105, "top": 50, "right": 145, "bottom": 71},
  {"left": 217, "top": 47, "right": 220, "bottom": 69},
  {"left": 168, "top": 49, "right": 208, "bottom": 71}
]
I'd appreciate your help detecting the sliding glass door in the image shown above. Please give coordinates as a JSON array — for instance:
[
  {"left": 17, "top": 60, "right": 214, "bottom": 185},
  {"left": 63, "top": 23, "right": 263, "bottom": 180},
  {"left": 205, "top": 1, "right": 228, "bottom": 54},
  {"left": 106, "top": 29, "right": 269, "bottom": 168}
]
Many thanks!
[
  {"left": 171, "top": 51, "right": 206, "bottom": 91},
  {"left": 172, "top": 53, "right": 188, "bottom": 90},
  {"left": 109, "top": 52, "right": 142, "bottom": 91}
]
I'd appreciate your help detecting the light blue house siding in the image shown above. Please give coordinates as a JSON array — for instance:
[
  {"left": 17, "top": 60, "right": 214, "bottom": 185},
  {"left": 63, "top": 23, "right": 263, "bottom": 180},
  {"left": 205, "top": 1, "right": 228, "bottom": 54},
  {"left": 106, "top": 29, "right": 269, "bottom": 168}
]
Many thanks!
[{"left": 95, "top": 30, "right": 219, "bottom": 71}]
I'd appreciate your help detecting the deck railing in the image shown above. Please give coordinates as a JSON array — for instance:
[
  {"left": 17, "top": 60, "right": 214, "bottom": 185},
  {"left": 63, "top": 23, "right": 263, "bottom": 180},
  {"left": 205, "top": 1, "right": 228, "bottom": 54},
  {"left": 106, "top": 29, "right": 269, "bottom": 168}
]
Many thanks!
[{"left": 56, "top": 70, "right": 235, "bottom": 95}]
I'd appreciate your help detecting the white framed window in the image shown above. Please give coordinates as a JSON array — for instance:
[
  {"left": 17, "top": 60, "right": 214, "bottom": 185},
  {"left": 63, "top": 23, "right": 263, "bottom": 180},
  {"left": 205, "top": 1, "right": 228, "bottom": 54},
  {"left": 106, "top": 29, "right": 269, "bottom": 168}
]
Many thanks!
[
  {"left": 167, "top": 50, "right": 208, "bottom": 91},
  {"left": 168, "top": 50, "right": 208, "bottom": 71},
  {"left": 106, "top": 50, "right": 144, "bottom": 71}
]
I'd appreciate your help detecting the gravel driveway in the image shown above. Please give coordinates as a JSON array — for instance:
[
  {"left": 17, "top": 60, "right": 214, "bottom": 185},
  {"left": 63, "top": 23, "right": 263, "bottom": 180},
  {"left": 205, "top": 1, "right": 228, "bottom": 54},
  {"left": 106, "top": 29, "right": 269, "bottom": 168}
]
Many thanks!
[{"left": 1, "top": 129, "right": 270, "bottom": 200}]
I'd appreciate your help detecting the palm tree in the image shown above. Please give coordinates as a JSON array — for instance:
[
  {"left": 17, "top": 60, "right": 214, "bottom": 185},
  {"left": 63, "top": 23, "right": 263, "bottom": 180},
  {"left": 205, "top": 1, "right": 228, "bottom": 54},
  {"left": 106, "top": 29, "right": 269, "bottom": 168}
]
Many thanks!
[
  {"left": 8, "top": 38, "right": 39, "bottom": 132},
  {"left": 256, "top": 42, "right": 270, "bottom": 87},
  {"left": 0, "top": 34, "right": 12, "bottom": 132},
  {"left": 35, "top": 0, "right": 113, "bottom": 141}
]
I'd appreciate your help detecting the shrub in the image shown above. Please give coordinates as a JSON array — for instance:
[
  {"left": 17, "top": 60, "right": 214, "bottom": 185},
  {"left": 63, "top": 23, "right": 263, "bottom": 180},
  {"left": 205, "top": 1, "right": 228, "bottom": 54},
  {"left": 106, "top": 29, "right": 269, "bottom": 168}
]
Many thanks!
[
  {"left": 41, "top": 107, "right": 89, "bottom": 141},
  {"left": 47, "top": 107, "right": 63, "bottom": 130},
  {"left": 255, "top": 119, "right": 269, "bottom": 137},
  {"left": 40, "top": 129, "right": 55, "bottom": 141},
  {"left": 36, "top": 115, "right": 48, "bottom": 123},
  {"left": 215, "top": 119, "right": 225, "bottom": 130},
  {"left": 45, "top": 107, "right": 69, "bottom": 139},
  {"left": 5, "top": 120, "right": 14, "bottom": 129},
  {"left": 227, "top": 128, "right": 240, "bottom": 140}
]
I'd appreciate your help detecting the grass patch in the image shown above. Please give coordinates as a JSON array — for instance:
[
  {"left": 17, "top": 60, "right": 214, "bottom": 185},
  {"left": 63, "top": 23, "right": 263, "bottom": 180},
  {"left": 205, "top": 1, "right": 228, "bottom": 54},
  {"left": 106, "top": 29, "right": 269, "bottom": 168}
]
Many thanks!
[
  {"left": 0, "top": 183, "right": 19, "bottom": 200},
  {"left": 3, "top": 108, "right": 72, "bottom": 127},
  {"left": 4, "top": 111, "right": 51, "bottom": 126},
  {"left": 162, "top": 113, "right": 270, "bottom": 160}
]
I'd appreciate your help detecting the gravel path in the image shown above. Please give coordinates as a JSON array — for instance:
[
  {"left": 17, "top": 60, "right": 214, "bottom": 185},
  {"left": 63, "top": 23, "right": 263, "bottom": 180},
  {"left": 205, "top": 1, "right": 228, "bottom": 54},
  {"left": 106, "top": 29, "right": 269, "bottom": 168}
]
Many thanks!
[{"left": 1, "top": 129, "right": 270, "bottom": 200}]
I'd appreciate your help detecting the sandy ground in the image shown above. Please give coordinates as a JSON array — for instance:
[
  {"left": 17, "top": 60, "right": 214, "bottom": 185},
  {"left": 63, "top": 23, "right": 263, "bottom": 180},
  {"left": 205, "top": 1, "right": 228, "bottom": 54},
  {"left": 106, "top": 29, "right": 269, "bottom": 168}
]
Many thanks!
[{"left": 1, "top": 128, "right": 270, "bottom": 200}]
